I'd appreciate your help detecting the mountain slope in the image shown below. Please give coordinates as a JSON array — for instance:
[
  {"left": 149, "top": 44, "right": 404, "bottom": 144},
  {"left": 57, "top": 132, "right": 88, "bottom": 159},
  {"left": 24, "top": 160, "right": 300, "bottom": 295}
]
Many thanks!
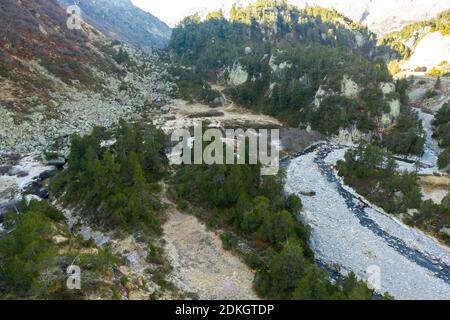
[
  {"left": 58, "top": 0, "right": 171, "bottom": 48},
  {"left": 0, "top": 0, "right": 173, "bottom": 156},
  {"left": 0, "top": 0, "right": 117, "bottom": 108}
]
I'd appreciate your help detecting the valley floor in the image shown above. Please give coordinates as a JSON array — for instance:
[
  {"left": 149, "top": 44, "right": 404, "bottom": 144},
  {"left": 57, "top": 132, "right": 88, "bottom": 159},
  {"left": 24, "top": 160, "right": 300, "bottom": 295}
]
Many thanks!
[{"left": 1, "top": 88, "right": 449, "bottom": 300}]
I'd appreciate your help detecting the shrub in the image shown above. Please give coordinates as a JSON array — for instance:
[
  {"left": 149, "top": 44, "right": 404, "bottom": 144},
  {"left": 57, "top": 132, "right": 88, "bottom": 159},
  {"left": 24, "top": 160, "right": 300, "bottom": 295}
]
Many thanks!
[
  {"left": 113, "top": 48, "right": 129, "bottom": 65},
  {"left": 427, "top": 67, "right": 446, "bottom": 76},
  {"left": 424, "top": 90, "right": 438, "bottom": 99},
  {"left": 414, "top": 66, "right": 427, "bottom": 72}
]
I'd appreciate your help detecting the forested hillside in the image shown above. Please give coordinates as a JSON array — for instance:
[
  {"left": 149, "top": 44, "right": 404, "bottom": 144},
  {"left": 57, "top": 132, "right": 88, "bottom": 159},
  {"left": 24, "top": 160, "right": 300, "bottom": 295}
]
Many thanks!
[{"left": 169, "top": 0, "right": 411, "bottom": 139}]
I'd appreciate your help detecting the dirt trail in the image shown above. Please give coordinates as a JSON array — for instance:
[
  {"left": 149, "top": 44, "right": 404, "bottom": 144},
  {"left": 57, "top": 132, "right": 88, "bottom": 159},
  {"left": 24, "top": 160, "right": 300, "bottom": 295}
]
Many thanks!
[{"left": 160, "top": 183, "right": 258, "bottom": 300}]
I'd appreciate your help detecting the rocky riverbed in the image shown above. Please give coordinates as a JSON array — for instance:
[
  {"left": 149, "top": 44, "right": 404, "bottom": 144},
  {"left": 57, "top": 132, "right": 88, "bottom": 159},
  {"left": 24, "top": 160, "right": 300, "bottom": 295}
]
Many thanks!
[{"left": 285, "top": 143, "right": 450, "bottom": 300}]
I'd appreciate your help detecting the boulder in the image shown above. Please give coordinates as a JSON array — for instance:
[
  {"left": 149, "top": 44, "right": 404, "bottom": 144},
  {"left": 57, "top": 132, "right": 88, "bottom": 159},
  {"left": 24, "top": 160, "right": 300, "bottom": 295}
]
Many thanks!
[
  {"left": 389, "top": 99, "right": 401, "bottom": 118},
  {"left": 25, "top": 182, "right": 49, "bottom": 199},
  {"left": 160, "top": 105, "right": 170, "bottom": 114},
  {"left": 17, "top": 171, "right": 29, "bottom": 178},
  {"left": 394, "top": 191, "right": 405, "bottom": 201},
  {"left": 25, "top": 194, "right": 42, "bottom": 206},
  {"left": 407, "top": 209, "right": 419, "bottom": 217},
  {"left": 380, "top": 82, "right": 396, "bottom": 96},
  {"left": 39, "top": 168, "right": 59, "bottom": 180},
  {"left": 7, "top": 166, "right": 22, "bottom": 176},
  {"left": 228, "top": 62, "right": 248, "bottom": 86},
  {"left": 47, "top": 156, "right": 66, "bottom": 166},
  {"left": 0, "top": 199, "right": 20, "bottom": 215},
  {"left": 440, "top": 228, "right": 450, "bottom": 237},
  {"left": 341, "top": 75, "right": 359, "bottom": 99},
  {"left": 212, "top": 97, "right": 226, "bottom": 107}
]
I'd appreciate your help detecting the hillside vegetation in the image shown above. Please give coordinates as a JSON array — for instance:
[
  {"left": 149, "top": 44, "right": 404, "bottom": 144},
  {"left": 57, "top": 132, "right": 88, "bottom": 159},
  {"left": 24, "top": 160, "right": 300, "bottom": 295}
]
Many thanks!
[
  {"left": 0, "top": 200, "right": 124, "bottom": 299},
  {"left": 169, "top": 0, "right": 411, "bottom": 138}
]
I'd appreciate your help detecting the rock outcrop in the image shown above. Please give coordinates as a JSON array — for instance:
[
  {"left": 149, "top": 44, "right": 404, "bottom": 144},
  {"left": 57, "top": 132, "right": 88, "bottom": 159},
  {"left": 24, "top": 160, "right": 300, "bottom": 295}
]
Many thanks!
[{"left": 228, "top": 62, "right": 248, "bottom": 86}]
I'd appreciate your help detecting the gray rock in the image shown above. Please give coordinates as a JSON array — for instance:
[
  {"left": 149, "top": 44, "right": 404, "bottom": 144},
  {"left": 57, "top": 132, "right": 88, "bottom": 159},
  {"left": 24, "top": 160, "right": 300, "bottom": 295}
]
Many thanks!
[
  {"left": 440, "top": 228, "right": 450, "bottom": 237},
  {"left": 0, "top": 199, "right": 20, "bottom": 215},
  {"left": 7, "top": 167, "right": 22, "bottom": 176},
  {"left": 39, "top": 168, "right": 59, "bottom": 180},
  {"left": 212, "top": 97, "right": 226, "bottom": 107},
  {"left": 0, "top": 166, "right": 12, "bottom": 175},
  {"left": 160, "top": 105, "right": 170, "bottom": 114},
  {"left": 407, "top": 209, "right": 419, "bottom": 217},
  {"left": 394, "top": 191, "right": 405, "bottom": 201},
  {"left": 17, "top": 171, "right": 29, "bottom": 178}
]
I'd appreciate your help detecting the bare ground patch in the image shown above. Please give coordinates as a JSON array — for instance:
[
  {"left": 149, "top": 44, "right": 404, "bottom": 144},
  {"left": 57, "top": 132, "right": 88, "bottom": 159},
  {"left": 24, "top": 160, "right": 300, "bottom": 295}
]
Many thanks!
[{"left": 161, "top": 187, "right": 258, "bottom": 300}]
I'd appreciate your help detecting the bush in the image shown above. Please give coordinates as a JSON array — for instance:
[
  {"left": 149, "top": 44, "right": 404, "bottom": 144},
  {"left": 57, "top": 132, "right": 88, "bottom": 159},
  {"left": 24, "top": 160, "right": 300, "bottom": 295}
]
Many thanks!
[
  {"left": 0, "top": 206, "right": 57, "bottom": 297},
  {"left": 424, "top": 90, "right": 438, "bottom": 99},
  {"left": 427, "top": 67, "right": 446, "bottom": 77},
  {"left": 220, "top": 232, "right": 238, "bottom": 251},
  {"left": 438, "top": 148, "right": 450, "bottom": 170},
  {"left": 387, "top": 60, "right": 401, "bottom": 75},
  {"left": 26, "top": 200, "right": 65, "bottom": 222}
]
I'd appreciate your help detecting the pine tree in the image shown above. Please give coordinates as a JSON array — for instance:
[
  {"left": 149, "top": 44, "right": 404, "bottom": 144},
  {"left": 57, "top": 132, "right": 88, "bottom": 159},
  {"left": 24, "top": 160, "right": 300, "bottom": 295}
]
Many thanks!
[{"left": 435, "top": 76, "right": 441, "bottom": 90}]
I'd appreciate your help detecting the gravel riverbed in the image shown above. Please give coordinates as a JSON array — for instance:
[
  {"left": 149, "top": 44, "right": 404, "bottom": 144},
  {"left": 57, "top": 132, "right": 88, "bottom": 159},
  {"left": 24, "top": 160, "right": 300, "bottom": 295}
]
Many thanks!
[{"left": 285, "top": 144, "right": 450, "bottom": 300}]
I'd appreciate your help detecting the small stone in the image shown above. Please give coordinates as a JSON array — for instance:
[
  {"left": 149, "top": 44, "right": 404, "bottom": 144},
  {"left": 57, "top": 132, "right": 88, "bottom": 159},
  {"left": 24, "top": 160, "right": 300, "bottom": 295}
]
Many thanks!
[
  {"left": 407, "top": 209, "right": 419, "bottom": 217},
  {"left": 212, "top": 97, "right": 225, "bottom": 107},
  {"left": 440, "top": 228, "right": 450, "bottom": 237},
  {"left": 394, "top": 191, "right": 405, "bottom": 200}
]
